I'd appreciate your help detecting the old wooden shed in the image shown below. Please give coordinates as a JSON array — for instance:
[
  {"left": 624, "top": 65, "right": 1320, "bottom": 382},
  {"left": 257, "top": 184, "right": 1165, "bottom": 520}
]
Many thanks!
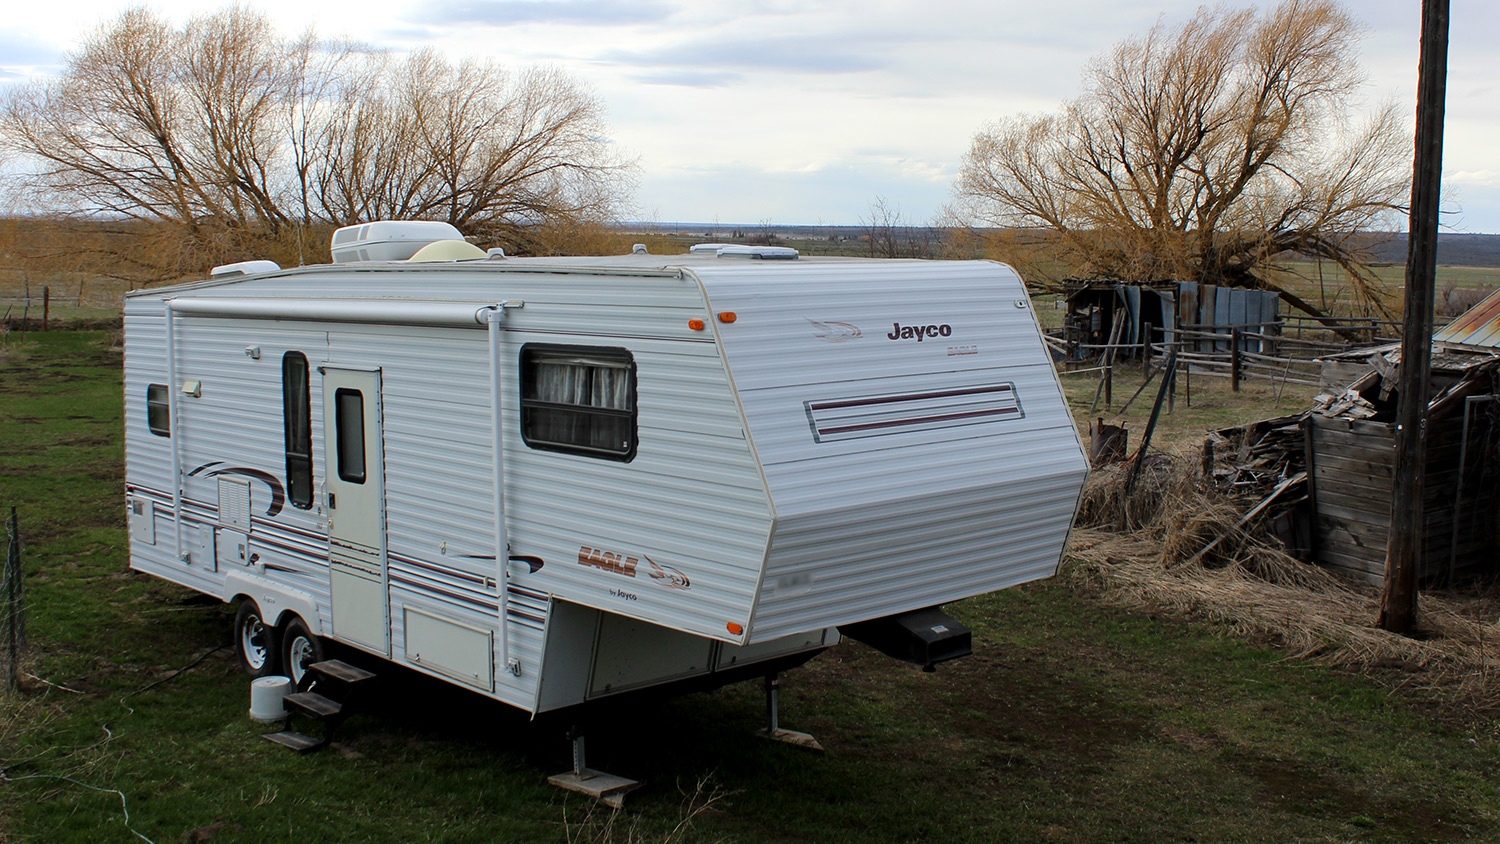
[
  {"left": 1064, "top": 280, "right": 1280, "bottom": 359},
  {"left": 1305, "top": 290, "right": 1500, "bottom": 586}
]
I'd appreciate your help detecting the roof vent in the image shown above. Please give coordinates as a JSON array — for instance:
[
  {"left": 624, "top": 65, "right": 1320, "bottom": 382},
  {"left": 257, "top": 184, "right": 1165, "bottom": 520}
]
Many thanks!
[
  {"left": 715, "top": 245, "right": 799, "bottom": 260},
  {"left": 409, "top": 240, "right": 486, "bottom": 262},
  {"left": 689, "top": 243, "right": 732, "bottom": 253},
  {"left": 330, "top": 221, "right": 465, "bottom": 263},
  {"left": 210, "top": 260, "right": 281, "bottom": 278},
  {"left": 632, "top": 243, "right": 649, "bottom": 254}
]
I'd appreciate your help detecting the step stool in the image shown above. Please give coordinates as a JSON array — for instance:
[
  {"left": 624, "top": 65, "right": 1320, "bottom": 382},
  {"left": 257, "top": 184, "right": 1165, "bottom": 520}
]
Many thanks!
[{"left": 263, "top": 659, "right": 376, "bottom": 753}]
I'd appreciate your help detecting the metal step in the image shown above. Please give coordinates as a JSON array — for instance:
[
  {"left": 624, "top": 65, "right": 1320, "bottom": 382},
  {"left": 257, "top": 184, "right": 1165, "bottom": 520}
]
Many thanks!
[
  {"left": 283, "top": 691, "right": 342, "bottom": 720},
  {"left": 262, "top": 730, "right": 325, "bottom": 753},
  {"left": 308, "top": 659, "right": 375, "bottom": 685}
]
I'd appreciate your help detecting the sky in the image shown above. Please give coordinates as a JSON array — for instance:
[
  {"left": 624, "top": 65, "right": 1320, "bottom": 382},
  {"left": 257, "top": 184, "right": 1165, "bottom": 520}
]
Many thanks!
[{"left": 1, "top": 0, "right": 1497, "bottom": 232}]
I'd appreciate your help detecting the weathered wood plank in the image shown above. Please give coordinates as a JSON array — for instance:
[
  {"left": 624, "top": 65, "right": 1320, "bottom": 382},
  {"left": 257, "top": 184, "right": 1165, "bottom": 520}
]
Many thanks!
[
  {"left": 1309, "top": 415, "right": 1393, "bottom": 437},
  {"left": 1318, "top": 547, "right": 1388, "bottom": 576},
  {"left": 1314, "top": 452, "right": 1395, "bottom": 480},
  {"left": 1316, "top": 526, "right": 1387, "bottom": 557},
  {"left": 1316, "top": 487, "right": 1392, "bottom": 512}
]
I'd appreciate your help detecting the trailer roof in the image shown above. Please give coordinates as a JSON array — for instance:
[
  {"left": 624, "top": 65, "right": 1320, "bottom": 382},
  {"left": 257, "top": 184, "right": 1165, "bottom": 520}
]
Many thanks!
[{"left": 127, "top": 253, "right": 976, "bottom": 299}]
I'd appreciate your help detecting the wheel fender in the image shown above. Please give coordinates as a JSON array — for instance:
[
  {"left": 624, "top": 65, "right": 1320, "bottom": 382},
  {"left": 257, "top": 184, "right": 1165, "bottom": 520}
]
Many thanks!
[{"left": 222, "top": 571, "right": 323, "bottom": 635}]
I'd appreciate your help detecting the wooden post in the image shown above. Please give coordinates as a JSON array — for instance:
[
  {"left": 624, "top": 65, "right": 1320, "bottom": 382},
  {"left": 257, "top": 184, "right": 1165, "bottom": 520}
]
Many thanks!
[
  {"left": 1201, "top": 439, "right": 1215, "bottom": 488},
  {"left": 1168, "top": 350, "right": 1176, "bottom": 415},
  {"left": 1091, "top": 317, "right": 1124, "bottom": 414},
  {"left": 1381, "top": 0, "right": 1448, "bottom": 636},
  {"left": 1142, "top": 320, "right": 1153, "bottom": 373},
  {"left": 1230, "top": 328, "right": 1242, "bottom": 392},
  {"left": 42, "top": 286, "right": 49, "bottom": 332},
  {"left": 1301, "top": 417, "right": 1319, "bottom": 564},
  {"left": 1124, "top": 347, "right": 1178, "bottom": 495}
]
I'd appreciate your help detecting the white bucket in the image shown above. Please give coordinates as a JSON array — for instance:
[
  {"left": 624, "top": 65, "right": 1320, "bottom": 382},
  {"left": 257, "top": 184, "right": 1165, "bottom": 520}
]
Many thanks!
[{"left": 249, "top": 676, "right": 294, "bottom": 722}]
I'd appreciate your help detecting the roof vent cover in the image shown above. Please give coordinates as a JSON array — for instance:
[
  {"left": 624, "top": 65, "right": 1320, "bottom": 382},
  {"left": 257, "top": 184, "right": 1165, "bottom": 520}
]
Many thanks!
[
  {"left": 714, "top": 245, "right": 799, "bottom": 260},
  {"left": 210, "top": 260, "right": 281, "bottom": 278},
  {"left": 330, "top": 221, "right": 465, "bottom": 263}
]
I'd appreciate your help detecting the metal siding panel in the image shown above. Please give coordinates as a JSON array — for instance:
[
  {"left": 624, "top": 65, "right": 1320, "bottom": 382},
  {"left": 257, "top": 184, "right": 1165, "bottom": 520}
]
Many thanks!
[
  {"left": 697, "top": 261, "right": 1088, "bottom": 642},
  {"left": 320, "top": 288, "right": 770, "bottom": 656},
  {"left": 1123, "top": 285, "right": 1140, "bottom": 345},
  {"left": 1198, "top": 285, "right": 1217, "bottom": 351},
  {"left": 1214, "top": 288, "right": 1231, "bottom": 350},
  {"left": 1434, "top": 287, "right": 1500, "bottom": 347},
  {"left": 125, "top": 308, "right": 338, "bottom": 629}
]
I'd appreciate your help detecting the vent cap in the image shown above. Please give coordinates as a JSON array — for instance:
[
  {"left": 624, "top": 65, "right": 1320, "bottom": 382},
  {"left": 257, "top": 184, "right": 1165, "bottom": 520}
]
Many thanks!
[
  {"left": 210, "top": 260, "right": 281, "bottom": 278},
  {"left": 715, "top": 245, "right": 799, "bottom": 260}
]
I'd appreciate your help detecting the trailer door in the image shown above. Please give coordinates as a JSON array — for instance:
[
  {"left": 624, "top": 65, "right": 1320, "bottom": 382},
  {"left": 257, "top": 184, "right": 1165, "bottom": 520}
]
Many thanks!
[{"left": 322, "top": 367, "right": 389, "bottom": 654}]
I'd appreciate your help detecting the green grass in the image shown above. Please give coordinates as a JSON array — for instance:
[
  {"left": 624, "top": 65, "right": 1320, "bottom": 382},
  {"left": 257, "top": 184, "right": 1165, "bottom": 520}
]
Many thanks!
[{"left": 3, "top": 332, "right": 1499, "bottom": 842}]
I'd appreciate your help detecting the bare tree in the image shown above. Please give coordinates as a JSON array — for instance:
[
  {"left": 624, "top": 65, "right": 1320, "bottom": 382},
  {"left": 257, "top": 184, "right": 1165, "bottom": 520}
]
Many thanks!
[
  {"left": 861, "top": 196, "right": 903, "bottom": 258},
  {"left": 861, "top": 196, "right": 940, "bottom": 259},
  {"left": 1, "top": 7, "right": 634, "bottom": 269},
  {"left": 954, "top": 0, "right": 1409, "bottom": 320}
]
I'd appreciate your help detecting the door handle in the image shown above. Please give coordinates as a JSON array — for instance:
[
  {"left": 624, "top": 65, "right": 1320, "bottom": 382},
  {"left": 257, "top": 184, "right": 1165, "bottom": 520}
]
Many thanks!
[{"left": 327, "top": 493, "right": 336, "bottom": 509}]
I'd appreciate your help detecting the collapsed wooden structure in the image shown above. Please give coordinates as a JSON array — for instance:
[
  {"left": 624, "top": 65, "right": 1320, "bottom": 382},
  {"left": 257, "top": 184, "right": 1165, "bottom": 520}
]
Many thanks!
[
  {"left": 1213, "top": 289, "right": 1500, "bottom": 586},
  {"left": 1304, "top": 347, "right": 1499, "bottom": 585}
]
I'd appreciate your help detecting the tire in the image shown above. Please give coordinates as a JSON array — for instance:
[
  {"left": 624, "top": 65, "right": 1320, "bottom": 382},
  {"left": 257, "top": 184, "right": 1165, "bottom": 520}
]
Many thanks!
[
  {"left": 281, "top": 616, "right": 325, "bottom": 687},
  {"left": 234, "top": 599, "right": 281, "bottom": 678}
]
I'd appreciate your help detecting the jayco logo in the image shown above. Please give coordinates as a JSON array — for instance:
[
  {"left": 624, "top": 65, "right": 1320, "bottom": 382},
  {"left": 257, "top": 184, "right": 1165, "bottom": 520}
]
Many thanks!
[{"left": 887, "top": 322, "right": 953, "bottom": 342}]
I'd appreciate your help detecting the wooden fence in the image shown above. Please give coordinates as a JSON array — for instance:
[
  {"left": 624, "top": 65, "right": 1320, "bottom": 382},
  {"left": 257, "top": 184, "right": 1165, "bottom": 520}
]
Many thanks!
[{"left": 1051, "top": 326, "right": 1386, "bottom": 413}]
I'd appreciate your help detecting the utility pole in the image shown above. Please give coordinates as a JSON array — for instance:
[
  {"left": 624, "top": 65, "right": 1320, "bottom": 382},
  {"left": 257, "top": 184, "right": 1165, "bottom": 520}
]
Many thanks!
[{"left": 1380, "top": 0, "right": 1449, "bottom": 635}]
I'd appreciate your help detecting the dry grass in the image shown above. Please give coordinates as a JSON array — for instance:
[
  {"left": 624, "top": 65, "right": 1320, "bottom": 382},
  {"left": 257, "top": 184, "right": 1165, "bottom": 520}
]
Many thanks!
[
  {"left": 562, "top": 777, "right": 732, "bottom": 844},
  {"left": 1069, "top": 445, "right": 1500, "bottom": 721}
]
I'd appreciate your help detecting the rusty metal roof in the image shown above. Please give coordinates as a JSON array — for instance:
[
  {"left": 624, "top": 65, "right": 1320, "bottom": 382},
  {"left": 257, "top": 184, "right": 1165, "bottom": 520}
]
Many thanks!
[{"left": 1434, "top": 287, "right": 1500, "bottom": 350}]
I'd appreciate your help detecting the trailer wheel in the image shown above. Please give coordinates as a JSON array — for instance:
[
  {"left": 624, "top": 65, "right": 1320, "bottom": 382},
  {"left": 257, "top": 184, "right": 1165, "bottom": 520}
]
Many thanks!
[
  {"left": 281, "top": 616, "right": 324, "bottom": 686},
  {"left": 234, "top": 599, "right": 281, "bottom": 677}
]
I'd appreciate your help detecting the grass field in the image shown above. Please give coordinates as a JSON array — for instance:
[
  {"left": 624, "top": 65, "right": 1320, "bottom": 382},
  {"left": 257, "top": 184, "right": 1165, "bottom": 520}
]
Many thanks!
[{"left": 4, "top": 330, "right": 1500, "bottom": 843}]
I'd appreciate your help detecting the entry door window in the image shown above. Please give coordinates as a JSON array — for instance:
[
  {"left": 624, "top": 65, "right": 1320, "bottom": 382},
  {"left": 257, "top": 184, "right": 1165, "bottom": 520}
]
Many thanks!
[
  {"left": 335, "top": 388, "right": 367, "bottom": 483},
  {"left": 282, "top": 352, "right": 313, "bottom": 508}
]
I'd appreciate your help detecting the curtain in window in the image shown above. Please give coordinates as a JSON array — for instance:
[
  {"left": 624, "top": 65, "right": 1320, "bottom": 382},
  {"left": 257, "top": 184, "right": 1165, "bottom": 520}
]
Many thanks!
[
  {"left": 522, "top": 351, "right": 634, "bottom": 457},
  {"left": 530, "top": 358, "right": 631, "bottom": 410}
]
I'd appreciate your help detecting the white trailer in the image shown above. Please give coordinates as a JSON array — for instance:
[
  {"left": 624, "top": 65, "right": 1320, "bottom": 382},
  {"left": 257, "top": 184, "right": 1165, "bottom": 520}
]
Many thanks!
[{"left": 122, "top": 224, "right": 1088, "bottom": 730}]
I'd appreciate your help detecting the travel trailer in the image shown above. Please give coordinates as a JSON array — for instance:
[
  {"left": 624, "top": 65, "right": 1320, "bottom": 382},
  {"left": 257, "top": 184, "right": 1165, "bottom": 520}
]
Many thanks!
[{"left": 122, "top": 223, "right": 1089, "bottom": 744}]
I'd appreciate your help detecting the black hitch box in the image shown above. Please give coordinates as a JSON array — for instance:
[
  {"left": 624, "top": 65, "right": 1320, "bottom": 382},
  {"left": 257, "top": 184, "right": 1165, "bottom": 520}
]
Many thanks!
[{"left": 838, "top": 605, "right": 972, "bottom": 671}]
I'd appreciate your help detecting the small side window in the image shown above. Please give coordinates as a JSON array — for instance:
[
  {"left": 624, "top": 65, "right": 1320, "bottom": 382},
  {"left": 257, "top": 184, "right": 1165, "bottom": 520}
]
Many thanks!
[
  {"left": 520, "top": 345, "right": 636, "bottom": 461},
  {"left": 282, "top": 352, "right": 313, "bottom": 508},
  {"left": 335, "top": 388, "right": 367, "bottom": 483},
  {"left": 147, "top": 384, "right": 170, "bottom": 437}
]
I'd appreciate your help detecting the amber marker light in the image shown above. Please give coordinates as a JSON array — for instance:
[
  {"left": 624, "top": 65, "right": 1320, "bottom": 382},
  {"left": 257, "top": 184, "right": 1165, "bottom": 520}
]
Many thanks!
[
  {"left": 726, "top": 622, "right": 744, "bottom": 635},
  {"left": 717, "top": 311, "right": 738, "bottom": 324},
  {"left": 688, "top": 318, "right": 705, "bottom": 330}
]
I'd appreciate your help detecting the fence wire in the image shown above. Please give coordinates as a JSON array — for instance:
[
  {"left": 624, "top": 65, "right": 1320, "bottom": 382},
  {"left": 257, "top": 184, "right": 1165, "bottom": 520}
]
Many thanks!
[{"left": 4, "top": 506, "right": 26, "bottom": 693}]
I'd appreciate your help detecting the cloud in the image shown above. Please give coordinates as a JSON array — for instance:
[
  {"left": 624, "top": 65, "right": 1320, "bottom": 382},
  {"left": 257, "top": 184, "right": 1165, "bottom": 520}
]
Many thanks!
[
  {"left": 630, "top": 69, "right": 743, "bottom": 88},
  {"left": 634, "top": 160, "right": 956, "bottom": 225},
  {"left": 414, "top": 0, "right": 675, "bottom": 27},
  {"left": 609, "top": 36, "right": 887, "bottom": 76}
]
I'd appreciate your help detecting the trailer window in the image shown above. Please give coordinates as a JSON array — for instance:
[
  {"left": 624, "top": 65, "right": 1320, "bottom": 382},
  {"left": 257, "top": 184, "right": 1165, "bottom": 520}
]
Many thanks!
[
  {"left": 334, "top": 388, "right": 367, "bottom": 483},
  {"left": 520, "top": 345, "right": 636, "bottom": 461},
  {"left": 282, "top": 352, "right": 313, "bottom": 508},
  {"left": 146, "top": 383, "right": 170, "bottom": 437}
]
